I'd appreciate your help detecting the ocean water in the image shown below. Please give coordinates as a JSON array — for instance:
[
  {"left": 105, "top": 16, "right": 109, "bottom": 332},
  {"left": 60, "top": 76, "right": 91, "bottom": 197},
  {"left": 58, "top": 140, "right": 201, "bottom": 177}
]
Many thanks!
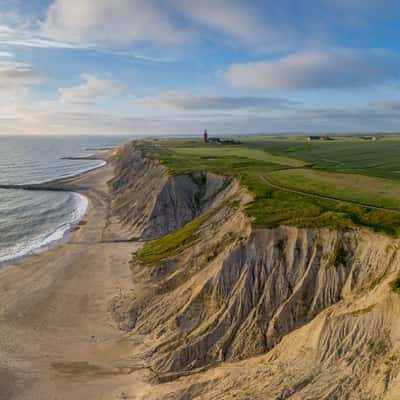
[{"left": 0, "top": 135, "right": 126, "bottom": 266}]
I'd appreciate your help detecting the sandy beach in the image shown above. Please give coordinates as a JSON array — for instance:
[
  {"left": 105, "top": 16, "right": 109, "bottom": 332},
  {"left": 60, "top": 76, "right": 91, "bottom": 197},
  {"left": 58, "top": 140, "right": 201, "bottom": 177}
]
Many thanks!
[{"left": 0, "top": 159, "right": 149, "bottom": 399}]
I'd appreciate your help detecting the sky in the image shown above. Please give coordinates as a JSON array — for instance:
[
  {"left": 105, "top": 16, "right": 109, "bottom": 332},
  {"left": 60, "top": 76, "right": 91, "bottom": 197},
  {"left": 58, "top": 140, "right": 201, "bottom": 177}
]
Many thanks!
[{"left": 2, "top": 0, "right": 400, "bottom": 135}]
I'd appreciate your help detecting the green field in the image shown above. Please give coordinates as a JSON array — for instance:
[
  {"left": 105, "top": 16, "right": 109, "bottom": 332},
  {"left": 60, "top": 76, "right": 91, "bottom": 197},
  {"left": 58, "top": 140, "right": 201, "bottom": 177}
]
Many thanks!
[
  {"left": 140, "top": 136, "right": 400, "bottom": 237},
  {"left": 173, "top": 146, "right": 305, "bottom": 167},
  {"left": 241, "top": 136, "right": 400, "bottom": 179},
  {"left": 268, "top": 168, "right": 400, "bottom": 209}
]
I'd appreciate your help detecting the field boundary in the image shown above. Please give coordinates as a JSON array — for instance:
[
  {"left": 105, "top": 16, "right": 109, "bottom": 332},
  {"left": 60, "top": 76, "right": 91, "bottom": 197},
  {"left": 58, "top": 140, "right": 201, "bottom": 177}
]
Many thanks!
[{"left": 259, "top": 174, "right": 400, "bottom": 214}]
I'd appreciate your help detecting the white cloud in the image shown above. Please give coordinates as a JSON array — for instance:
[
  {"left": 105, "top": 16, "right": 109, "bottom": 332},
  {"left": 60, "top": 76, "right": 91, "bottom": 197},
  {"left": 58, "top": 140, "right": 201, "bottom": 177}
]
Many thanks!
[
  {"left": 40, "top": 0, "right": 192, "bottom": 46},
  {"left": 171, "top": 0, "right": 269, "bottom": 45},
  {"left": 58, "top": 74, "right": 122, "bottom": 105},
  {"left": 0, "top": 50, "right": 45, "bottom": 109},
  {"left": 3, "top": 0, "right": 400, "bottom": 53},
  {"left": 39, "top": 0, "right": 394, "bottom": 52},
  {"left": 0, "top": 23, "right": 81, "bottom": 49},
  {"left": 0, "top": 58, "right": 46, "bottom": 89},
  {"left": 226, "top": 49, "right": 400, "bottom": 91},
  {"left": 0, "top": 51, "right": 14, "bottom": 58},
  {"left": 39, "top": 0, "right": 292, "bottom": 50},
  {"left": 0, "top": 69, "right": 45, "bottom": 88}
]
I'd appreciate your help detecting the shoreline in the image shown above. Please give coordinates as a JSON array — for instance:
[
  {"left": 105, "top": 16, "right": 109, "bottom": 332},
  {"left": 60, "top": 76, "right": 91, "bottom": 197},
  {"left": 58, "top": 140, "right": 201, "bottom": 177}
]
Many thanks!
[
  {"left": 0, "top": 192, "right": 88, "bottom": 270},
  {"left": 0, "top": 148, "right": 146, "bottom": 399},
  {"left": 0, "top": 158, "right": 107, "bottom": 191},
  {"left": 0, "top": 153, "right": 109, "bottom": 269}
]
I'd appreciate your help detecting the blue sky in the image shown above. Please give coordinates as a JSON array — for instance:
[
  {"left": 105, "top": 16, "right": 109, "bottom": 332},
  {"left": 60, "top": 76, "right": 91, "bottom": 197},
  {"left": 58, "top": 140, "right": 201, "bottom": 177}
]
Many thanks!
[{"left": 2, "top": 0, "right": 400, "bottom": 135}]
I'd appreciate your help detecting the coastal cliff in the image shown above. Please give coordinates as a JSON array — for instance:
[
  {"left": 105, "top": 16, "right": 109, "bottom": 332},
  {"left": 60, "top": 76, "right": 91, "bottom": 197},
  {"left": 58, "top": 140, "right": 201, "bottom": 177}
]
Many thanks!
[
  {"left": 111, "top": 142, "right": 226, "bottom": 240},
  {"left": 111, "top": 143, "right": 400, "bottom": 400}
]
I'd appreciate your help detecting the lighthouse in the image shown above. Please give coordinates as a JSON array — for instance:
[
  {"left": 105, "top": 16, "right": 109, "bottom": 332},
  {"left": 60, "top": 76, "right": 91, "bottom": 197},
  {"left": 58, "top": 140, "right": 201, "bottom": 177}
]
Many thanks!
[{"left": 203, "top": 129, "right": 209, "bottom": 143}]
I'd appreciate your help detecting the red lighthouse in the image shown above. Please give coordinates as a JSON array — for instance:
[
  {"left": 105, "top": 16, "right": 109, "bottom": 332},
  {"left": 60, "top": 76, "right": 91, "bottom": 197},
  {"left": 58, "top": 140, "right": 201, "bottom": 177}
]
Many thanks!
[{"left": 203, "top": 129, "right": 209, "bottom": 143}]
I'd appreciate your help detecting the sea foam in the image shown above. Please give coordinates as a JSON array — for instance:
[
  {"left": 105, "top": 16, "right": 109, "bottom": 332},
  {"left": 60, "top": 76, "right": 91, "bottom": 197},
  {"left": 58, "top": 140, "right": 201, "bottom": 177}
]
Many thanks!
[{"left": 0, "top": 193, "right": 88, "bottom": 266}]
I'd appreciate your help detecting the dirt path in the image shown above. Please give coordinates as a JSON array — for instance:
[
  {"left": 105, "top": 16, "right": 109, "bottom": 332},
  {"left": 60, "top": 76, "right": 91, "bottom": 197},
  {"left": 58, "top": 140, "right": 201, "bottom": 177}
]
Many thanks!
[
  {"left": 260, "top": 174, "right": 400, "bottom": 214},
  {"left": 0, "top": 162, "right": 151, "bottom": 399}
]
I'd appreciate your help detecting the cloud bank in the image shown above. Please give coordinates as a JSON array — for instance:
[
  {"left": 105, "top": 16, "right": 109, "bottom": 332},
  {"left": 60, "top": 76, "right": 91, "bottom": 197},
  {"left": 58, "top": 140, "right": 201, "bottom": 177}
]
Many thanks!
[
  {"left": 226, "top": 49, "right": 400, "bottom": 91},
  {"left": 138, "top": 93, "right": 298, "bottom": 111},
  {"left": 41, "top": 0, "right": 191, "bottom": 46},
  {"left": 0, "top": 56, "right": 46, "bottom": 89},
  {"left": 58, "top": 74, "right": 122, "bottom": 105},
  {"left": 4, "top": 101, "right": 400, "bottom": 136},
  {"left": 37, "top": 0, "right": 325, "bottom": 50}
]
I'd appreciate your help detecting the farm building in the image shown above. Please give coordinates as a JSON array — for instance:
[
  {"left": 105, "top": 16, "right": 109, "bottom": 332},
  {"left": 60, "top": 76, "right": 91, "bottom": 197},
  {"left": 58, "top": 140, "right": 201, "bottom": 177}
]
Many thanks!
[
  {"left": 361, "top": 135, "right": 377, "bottom": 141},
  {"left": 307, "top": 135, "right": 333, "bottom": 141},
  {"left": 202, "top": 130, "right": 241, "bottom": 145},
  {"left": 308, "top": 136, "right": 321, "bottom": 141}
]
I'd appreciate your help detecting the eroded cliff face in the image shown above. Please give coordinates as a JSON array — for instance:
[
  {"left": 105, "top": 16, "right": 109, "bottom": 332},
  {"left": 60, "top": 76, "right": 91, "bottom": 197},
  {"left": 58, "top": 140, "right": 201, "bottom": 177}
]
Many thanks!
[
  {"left": 111, "top": 144, "right": 400, "bottom": 400},
  {"left": 111, "top": 142, "right": 226, "bottom": 240}
]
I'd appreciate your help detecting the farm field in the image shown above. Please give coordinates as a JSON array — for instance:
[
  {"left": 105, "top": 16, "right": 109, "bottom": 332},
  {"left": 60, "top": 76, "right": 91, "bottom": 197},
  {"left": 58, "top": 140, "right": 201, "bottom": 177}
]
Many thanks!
[
  {"left": 241, "top": 136, "right": 400, "bottom": 180},
  {"left": 141, "top": 137, "right": 400, "bottom": 236},
  {"left": 267, "top": 168, "right": 400, "bottom": 209},
  {"left": 173, "top": 145, "right": 305, "bottom": 167}
]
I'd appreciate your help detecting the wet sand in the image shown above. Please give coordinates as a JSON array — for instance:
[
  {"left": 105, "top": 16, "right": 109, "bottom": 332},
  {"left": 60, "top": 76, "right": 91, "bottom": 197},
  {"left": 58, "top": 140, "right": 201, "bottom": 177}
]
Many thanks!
[{"left": 0, "top": 160, "right": 150, "bottom": 399}]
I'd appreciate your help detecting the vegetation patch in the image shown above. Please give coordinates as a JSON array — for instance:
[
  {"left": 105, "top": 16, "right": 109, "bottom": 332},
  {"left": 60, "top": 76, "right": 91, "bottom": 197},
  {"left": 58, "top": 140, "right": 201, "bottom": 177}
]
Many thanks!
[
  {"left": 389, "top": 277, "right": 400, "bottom": 294},
  {"left": 133, "top": 198, "right": 241, "bottom": 265},
  {"left": 348, "top": 304, "right": 375, "bottom": 317},
  {"left": 274, "top": 238, "right": 286, "bottom": 259},
  {"left": 368, "top": 337, "right": 391, "bottom": 356},
  {"left": 327, "top": 240, "right": 348, "bottom": 268},
  {"left": 369, "top": 274, "right": 386, "bottom": 291},
  {"left": 135, "top": 212, "right": 211, "bottom": 265}
]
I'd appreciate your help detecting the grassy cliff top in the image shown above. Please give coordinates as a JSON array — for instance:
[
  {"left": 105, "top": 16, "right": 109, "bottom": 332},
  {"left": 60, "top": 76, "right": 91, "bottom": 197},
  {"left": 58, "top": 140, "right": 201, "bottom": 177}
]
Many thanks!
[{"left": 138, "top": 136, "right": 400, "bottom": 237}]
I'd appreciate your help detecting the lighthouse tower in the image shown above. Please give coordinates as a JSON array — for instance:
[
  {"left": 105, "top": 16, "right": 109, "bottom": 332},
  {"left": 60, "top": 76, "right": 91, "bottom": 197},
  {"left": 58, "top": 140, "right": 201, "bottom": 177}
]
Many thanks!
[{"left": 203, "top": 129, "right": 209, "bottom": 143}]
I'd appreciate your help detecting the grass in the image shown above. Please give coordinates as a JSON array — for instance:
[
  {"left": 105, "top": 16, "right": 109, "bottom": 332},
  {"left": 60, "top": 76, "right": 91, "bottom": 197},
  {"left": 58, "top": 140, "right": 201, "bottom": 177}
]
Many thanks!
[
  {"left": 327, "top": 240, "right": 348, "bottom": 268},
  {"left": 348, "top": 304, "right": 375, "bottom": 317},
  {"left": 136, "top": 138, "right": 400, "bottom": 237},
  {"left": 135, "top": 208, "right": 214, "bottom": 265},
  {"left": 241, "top": 136, "right": 400, "bottom": 180},
  {"left": 173, "top": 146, "right": 305, "bottom": 167},
  {"left": 239, "top": 169, "right": 400, "bottom": 236},
  {"left": 390, "top": 277, "right": 400, "bottom": 294},
  {"left": 368, "top": 337, "right": 391, "bottom": 356},
  {"left": 145, "top": 143, "right": 287, "bottom": 177},
  {"left": 267, "top": 168, "right": 400, "bottom": 209}
]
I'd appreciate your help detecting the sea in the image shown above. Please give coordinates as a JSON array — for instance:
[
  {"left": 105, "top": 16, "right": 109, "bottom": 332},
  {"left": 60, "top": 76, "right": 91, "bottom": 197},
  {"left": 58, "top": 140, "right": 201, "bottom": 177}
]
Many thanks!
[{"left": 0, "top": 135, "right": 127, "bottom": 267}]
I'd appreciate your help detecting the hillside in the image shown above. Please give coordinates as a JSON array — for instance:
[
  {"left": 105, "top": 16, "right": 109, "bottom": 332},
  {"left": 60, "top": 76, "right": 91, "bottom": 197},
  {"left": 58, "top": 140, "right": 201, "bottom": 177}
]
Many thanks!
[{"left": 109, "top": 141, "right": 400, "bottom": 399}]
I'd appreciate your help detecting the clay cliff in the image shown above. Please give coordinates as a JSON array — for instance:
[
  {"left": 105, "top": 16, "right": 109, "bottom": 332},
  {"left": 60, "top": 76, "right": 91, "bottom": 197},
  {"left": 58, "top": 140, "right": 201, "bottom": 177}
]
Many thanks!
[{"left": 110, "top": 143, "right": 400, "bottom": 400}]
